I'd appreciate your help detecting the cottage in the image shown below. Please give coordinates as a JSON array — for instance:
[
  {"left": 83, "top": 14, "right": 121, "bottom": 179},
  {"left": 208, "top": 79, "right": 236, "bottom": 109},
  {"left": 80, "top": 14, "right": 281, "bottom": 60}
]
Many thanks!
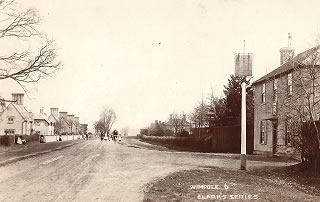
[
  {"left": 34, "top": 108, "right": 52, "bottom": 136},
  {"left": 0, "top": 93, "right": 33, "bottom": 137}
]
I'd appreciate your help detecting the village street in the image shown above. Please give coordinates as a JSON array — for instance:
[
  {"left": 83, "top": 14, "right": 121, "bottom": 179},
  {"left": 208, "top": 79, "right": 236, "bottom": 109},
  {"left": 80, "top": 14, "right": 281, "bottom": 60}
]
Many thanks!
[{"left": 0, "top": 139, "right": 312, "bottom": 201}]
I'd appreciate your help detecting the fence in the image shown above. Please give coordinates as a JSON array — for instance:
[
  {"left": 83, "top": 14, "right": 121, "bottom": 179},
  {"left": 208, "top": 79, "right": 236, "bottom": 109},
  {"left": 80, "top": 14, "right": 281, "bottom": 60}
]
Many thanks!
[{"left": 211, "top": 125, "right": 253, "bottom": 154}]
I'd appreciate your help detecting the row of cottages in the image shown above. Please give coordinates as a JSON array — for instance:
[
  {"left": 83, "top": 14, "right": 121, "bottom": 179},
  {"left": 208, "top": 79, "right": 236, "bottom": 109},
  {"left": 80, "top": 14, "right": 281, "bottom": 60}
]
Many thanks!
[
  {"left": 0, "top": 93, "right": 84, "bottom": 137},
  {"left": 252, "top": 33, "right": 320, "bottom": 156}
]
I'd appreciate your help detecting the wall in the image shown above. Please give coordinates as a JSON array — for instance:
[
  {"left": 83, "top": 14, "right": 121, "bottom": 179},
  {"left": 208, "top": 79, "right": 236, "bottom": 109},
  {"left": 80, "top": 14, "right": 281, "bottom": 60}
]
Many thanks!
[
  {"left": 253, "top": 78, "right": 275, "bottom": 154},
  {"left": 34, "top": 120, "right": 49, "bottom": 136},
  {"left": 254, "top": 71, "right": 304, "bottom": 155},
  {"left": 44, "top": 135, "right": 81, "bottom": 142},
  {"left": 212, "top": 125, "right": 253, "bottom": 154},
  {"left": 0, "top": 104, "right": 24, "bottom": 136}
]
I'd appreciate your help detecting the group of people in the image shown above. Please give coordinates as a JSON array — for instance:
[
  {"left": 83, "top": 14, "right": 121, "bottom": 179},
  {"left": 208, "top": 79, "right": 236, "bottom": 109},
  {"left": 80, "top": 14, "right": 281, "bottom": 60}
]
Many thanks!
[{"left": 100, "top": 129, "right": 119, "bottom": 142}]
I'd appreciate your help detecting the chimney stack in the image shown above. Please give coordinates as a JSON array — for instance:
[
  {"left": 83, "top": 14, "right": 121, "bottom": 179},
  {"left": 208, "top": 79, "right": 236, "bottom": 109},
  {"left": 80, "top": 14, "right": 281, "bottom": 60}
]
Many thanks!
[
  {"left": 12, "top": 93, "right": 24, "bottom": 105},
  {"left": 59, "top": 112, "right": 67, "bottom": 118},
  {"left": 280, "top": 33, "right": 295, "bottom": 65},
  {"left": 40, "top": 107, "right": 44, "bottom": 114},
  {"left": 50, "top": 108, "right": 59, "bottom": 117}
]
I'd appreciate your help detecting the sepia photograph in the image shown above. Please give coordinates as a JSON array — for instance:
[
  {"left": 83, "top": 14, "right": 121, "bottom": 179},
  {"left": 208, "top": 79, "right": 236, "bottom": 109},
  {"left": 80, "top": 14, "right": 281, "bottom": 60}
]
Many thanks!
[{"left": 0, "top": 0, "right": 320, "bottom": 201}]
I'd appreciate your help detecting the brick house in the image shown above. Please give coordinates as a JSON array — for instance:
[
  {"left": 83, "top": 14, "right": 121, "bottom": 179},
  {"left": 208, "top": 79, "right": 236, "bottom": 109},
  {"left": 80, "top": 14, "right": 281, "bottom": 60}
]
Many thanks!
[
  {"left": 253, "top": 40, "right": 320, "bottom": 155},
  {"left": 0, "top": 93, "right": 33, "bottom": 137}
]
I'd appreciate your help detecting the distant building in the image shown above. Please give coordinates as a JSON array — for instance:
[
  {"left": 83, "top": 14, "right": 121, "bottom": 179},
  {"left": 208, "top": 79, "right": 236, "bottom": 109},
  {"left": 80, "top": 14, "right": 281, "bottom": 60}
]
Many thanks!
[
  {"left": 147, "top": 114, "right": 191, "bottom": 136},
  {"left": 58, "top": 112, "right": 69, "bottom": 134},
  {"left": 74, "top": 117, "right": 80, "bottom": 135},
  {"left": 166, "top": 113, "right": 191, "bottom": 135},
  {"left": 80, "top": 124, "right": 88, "bottom": 135},
  {"left": 67, "top": 114, "right": 75, "bottom": 134},
  {"left": 48, "top": 108, "right": 59, "bottom": 135},
  {"left": 0, "top": 93, "right": 33, "bottom": 137}
]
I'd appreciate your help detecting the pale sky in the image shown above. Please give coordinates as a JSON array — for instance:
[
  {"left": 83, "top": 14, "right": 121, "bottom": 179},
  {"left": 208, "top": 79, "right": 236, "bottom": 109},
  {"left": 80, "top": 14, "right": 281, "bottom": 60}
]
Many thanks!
[{"left": 1, "top": 0, "right": 320, "bottom": 134}]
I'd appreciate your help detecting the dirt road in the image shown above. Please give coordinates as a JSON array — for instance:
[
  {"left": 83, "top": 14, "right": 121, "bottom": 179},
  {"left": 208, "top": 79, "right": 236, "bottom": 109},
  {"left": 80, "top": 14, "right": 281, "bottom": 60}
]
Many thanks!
[{"left": 0, "top": 139, "right": 296, "bottom": 201}]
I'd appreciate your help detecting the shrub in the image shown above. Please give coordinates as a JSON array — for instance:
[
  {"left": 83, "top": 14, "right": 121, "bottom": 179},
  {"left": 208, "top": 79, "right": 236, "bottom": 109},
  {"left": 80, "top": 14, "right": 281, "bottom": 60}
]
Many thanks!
[
  {"left": 30, "top": 134, "right": 40, "bottom": 141},
  {"left": 0, "top": 135, "right": 15, "bottom": 146},
  {"left": 177, "top": 130, "right": 189, "bottom": 137}
]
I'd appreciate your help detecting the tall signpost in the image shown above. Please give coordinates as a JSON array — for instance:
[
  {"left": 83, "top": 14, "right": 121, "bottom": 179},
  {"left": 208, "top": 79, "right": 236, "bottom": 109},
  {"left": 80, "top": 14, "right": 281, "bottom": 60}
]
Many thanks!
[{"left": 235, "top": 42, "right": 253, "bottom": 170}]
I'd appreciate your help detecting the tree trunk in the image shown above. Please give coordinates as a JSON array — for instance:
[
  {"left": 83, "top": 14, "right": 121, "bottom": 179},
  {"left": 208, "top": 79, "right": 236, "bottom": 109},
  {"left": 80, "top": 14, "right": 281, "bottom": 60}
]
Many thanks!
[{"left": 314, "top": 150, "right": 320, "bottom": 174}]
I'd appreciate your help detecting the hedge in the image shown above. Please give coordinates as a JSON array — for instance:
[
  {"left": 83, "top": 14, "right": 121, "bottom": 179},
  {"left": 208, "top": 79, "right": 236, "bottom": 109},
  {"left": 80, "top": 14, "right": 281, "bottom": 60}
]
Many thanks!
[
  {"left": 0, "top": 134, "right": 40, "bottom": 146},
  {"left": 0, "top": 135, "right": 14, "bottom": 146},
  {"left": 139, "top": 135, "right": 213, "bottom": 152}
]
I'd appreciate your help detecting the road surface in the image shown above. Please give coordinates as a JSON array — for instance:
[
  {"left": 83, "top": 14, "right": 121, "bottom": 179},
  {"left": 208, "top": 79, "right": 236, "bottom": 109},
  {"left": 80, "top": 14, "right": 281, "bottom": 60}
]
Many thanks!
[{"left": 0, "top": 139, "right": 295, "bottom": 201}]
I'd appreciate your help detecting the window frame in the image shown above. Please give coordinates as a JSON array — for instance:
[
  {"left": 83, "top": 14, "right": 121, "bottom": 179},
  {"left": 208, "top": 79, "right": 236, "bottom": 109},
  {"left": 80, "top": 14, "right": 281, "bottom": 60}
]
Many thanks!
[
  {"left": 273, "top": 79, "right": 278, "bottom": 102},
  {"left": 288, "top": 73, "right": 293, "bottom": 97},
  {"left": 260, "top": 120, "right": 267, "bottom": 145},
  {"left": 261, "top": 83, "right": 266, "bottom": 104},
  {"left": 5, "top": 129, "right": 15, "bottom": 135},
  {"left": 7, "top": 117, "right": 14, "bottom": 124}
]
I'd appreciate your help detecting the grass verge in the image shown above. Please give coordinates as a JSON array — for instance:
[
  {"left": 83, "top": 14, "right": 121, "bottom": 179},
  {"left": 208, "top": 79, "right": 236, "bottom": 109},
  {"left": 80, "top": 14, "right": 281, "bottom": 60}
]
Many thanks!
[{"left": 143, "top": 166, "right": 320, "bottom": 202}]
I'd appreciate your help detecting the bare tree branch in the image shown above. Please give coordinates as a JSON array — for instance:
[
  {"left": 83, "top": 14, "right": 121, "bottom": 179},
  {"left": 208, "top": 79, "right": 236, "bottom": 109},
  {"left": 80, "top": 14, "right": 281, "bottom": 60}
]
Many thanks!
[{"left": 0, "top": 0, "right": 61, "bottom": 93}]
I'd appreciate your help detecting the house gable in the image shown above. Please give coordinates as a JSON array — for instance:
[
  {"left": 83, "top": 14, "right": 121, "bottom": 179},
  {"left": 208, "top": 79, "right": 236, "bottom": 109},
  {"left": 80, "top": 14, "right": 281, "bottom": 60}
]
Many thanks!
[{"left": 0, "top": 104, "right": 25, "bottom": 135}]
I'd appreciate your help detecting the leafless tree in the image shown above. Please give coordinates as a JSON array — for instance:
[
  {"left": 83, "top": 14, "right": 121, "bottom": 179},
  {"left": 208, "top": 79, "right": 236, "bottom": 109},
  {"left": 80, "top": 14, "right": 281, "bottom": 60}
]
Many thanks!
[
  {"left": 0, "top": 0, "right": 61, "bottom": 92},
  {"left": 99, "top": 107, "right": 117, "bottom": 137},
  {"left": 189, "top": 97, "right": 208, "bottom": 129},
  {"left": 169, "top": 112, "right": 187, "bottom": 136},
  {"left": 94, "top": 120, "right": 105, "bottom": 135},
  {"left": 206, "top": 88, "right": 226, "bottom": 127},
  {"left": 54, "top": 117, "right": 64, "bottom": 135},
  {"left": 277, "top": 44, "right": 320, "bottom": 172},
  {"left": 66, "top": 119, "right": 74, "bottom": 134}
]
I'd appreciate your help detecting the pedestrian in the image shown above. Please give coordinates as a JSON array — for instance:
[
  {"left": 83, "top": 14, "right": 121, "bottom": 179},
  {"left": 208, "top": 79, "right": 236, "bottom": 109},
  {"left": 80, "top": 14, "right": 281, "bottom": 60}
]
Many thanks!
[{"left": 112, "top": 129, "right": 118, "bottom": 142}]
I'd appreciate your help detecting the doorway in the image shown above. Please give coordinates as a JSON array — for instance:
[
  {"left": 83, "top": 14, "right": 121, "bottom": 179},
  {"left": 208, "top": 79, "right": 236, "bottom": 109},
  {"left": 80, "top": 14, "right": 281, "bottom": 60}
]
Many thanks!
[{"left": 272, "top": 121, "right": 278, "bottom": 155}]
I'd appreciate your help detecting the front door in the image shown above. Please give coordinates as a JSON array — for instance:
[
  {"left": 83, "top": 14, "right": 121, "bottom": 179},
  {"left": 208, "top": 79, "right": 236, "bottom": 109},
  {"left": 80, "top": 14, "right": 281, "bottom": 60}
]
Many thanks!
[{"left": 272, "top": 122, "right": 278, "bottom": 155}]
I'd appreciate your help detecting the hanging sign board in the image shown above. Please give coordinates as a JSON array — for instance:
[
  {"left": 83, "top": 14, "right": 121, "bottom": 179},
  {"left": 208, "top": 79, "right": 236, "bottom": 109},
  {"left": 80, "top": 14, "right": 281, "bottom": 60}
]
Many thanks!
[{"left": 235, "top": 53, "right": 253, "bottom": 77}]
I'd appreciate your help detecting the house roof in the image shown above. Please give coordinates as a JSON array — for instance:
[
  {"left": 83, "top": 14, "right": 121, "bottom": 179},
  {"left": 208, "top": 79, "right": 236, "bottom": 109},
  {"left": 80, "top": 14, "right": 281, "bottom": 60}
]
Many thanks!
[
  {"left": 48, "top": 113, "right": 59, "bottom": 122},
  {"left": 34, "top": 113, "right": 50, "bottom": 124},
  {"left": 253, "top": 45, "right": 320, "bottom": 85},
  {"left": 0, "top": 103, "right": 32, "bottom": 121},
  {"left": 11, "top": 103, "right": 31, "bottom": 120}
]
